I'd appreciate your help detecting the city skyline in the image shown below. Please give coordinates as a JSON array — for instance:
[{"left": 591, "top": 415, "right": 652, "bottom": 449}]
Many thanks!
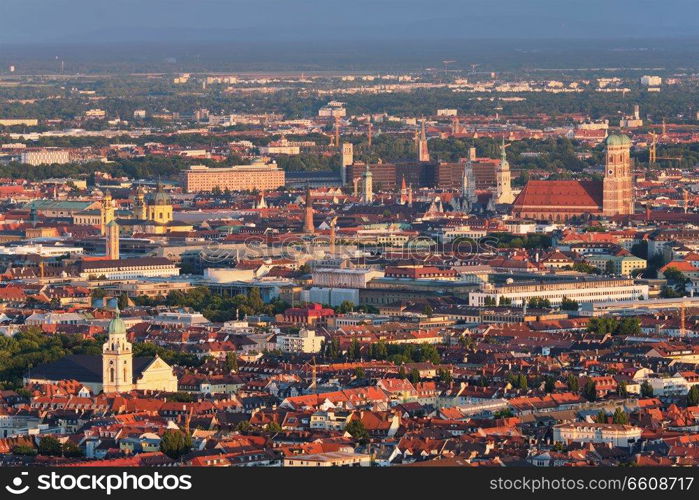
[{"left": 1, "top": 0, "right": 699, "bottom": 483}]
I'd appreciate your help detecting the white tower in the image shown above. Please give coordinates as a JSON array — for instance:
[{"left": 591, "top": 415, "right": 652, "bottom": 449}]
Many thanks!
[
  {"left": 361, "top": 163, "right": 373, "bottom": 204},
  {"left": 462, "top": 158, "right": 478, "bottom": 211},
  {"left": 102, "top": 309, "right": 133, "bottom": 393},
  {"left": 495, "top": 139, "right": 514, "bottom": 204}
]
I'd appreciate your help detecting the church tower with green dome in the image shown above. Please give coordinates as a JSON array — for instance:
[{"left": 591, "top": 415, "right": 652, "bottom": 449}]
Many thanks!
[
  {"left": 145, "top": 181, "right": 173, "bottom": 224},
  {"left": 102, "top": 308, "right": 133, "bottom": 393},
  {"left": 603, "top": 134, "right": 634, "bottom": 216}
]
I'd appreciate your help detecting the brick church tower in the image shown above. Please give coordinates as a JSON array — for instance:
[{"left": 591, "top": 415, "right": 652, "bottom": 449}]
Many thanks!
[{"left": 602, "top": 134, "right": 634, "bottom": 216}]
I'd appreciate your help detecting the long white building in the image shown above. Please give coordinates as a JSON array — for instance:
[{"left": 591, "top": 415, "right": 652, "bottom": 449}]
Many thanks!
[
  {"left": 468, "top": 277, "right": 648, "bottom": 307},
  {"left": 312, "top": 268, "right": 384, "bottom": 289},
  {"left": 553, "top": 423, "right": 642, "bottom": 448}
]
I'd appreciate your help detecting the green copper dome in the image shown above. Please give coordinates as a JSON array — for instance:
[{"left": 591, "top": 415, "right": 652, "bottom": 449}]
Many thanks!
[
  {"left": 148, "top": 183, "right": 172, "bottom": 206},
  {"left": 108, "top": 309, "right": 127, "bottom": 336},
  {"left": 606, "top": 134, "right": 631, "bottom": 146}
]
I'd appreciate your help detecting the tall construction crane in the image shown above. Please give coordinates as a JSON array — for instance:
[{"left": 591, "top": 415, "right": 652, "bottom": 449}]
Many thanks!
[
  {"left": 305, "top": 356, "right": 317, "bottom": 393},
  {"left": 333, "top": 116, "right": 340, "bottom": 148},
  {"left": 648, "top": 130, "right": 682, "bottom": 166}
]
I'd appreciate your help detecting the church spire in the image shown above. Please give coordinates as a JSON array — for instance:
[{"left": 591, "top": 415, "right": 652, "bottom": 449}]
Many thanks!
[
  {"left": 495, "top": 138, "right": 514, "bottom": 204},
  {"left": 462, "top": 158, "right": 477, "bottom": 212},
  {"left": 418, "top": 119, "right": 430, "bottom": 162},
  {"left": 361, "top": 163, "right": 373, "bottom": 204},
  {"left": 399, "top": 176, "right": 408, "bottom": 205}
]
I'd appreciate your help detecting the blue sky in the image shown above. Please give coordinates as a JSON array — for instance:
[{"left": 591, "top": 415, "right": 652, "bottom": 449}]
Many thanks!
[{"left": 1, "top": 0, "right": 698, "bottom": 44}]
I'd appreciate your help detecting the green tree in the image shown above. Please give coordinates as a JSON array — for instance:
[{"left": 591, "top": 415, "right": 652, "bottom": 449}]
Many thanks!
[
  {"left": 560, "top": 297, "right": 579, "bottom": 311},
  {"left": 617, "top": 381, "right": 628, "bottom": 397},
  {"left": 11, "top": 444, "right": 37, "bottom": 456},
  {"left": 605, "top": 260, "right": 616, "bottom": 275},
  {"left": 422, "top": 305, "right": 434, "bottom": 317},
  {"left": 438, "top": 368, "right": 453, "bottom": 385},
  {"left": 118, "top": 292, "right": 129, "bottom": 310},
  {"left": 409, "top": 368, "right": 421, "bottom": 384},
  {"left": 493, "top": 409, "right": 514, "bottom": 419},
  {"left": 418, "top": 344, "right": 441, "bottom": 364},
  {"left": 582, "top": 379, "right": 597, "bottom": 402},
  {"left": 235, "top": 420, "right": 251, "bottom": 433},
  {"left": 612, "top": 408, "right": 629, "bottom": 425},
  {"left": 159, "top": 429, "right": 192, "bottom": 460},
  {"left": 371, "top": 341, "right": 388, "bottom": 360},
  {"left": 265, "top": 421, "right": 282, "bottom": 433},
  {"left": 687, "top": 385, "right": 699, "bottom": 406},
  {"left": 345, "top": 419, "right": 369, "bottom": 442},
  {"left": 62, "top": 441, "right": 83, "bottom": 458},
  {"left": 662, "top": 266, "right": 688, "bottom": 285},
  {"left": 617, "top": 317, "right": 641, "bottom": 336},
  {"left": 354, "top": 367, "right": 366, "bottom": 379},
  {"left": 567, "top": 374, "right": 579, "bottom": 392},
  {"left": 168, "top": 392, "right": 195, "bottom": 403},
  {"left": 594, "top": 411, "right": 607, "bottom": 423},
  {"left": 348, "top": 339, "right": 360, "bottom": 361},
  {"left": 640, "top": 380, "right": 654, "bottom": 398},
  {"left": 37, "top": 436, "right": 62, "bottom": 456},
  {"left": 572, "top": 262, "right": 601, "bottom": 274},
  {"left": 336, "top": 301, "right": 355, "bottom": 314},
  {"left": 225, "top": 351, "right": 238, "bottom": 373},
  {"left": 528, "top": 297, "right": 551, "bottom": 308},
  {"left": 326, "top": 337, "right": 341, "bottom": 360},
  {"left": 544, "top": 376, "right": 556, "bottom": 393}
]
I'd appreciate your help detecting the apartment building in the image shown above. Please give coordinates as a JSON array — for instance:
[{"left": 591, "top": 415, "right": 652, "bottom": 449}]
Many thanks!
[
  {"left": 275, "top": 329, "right": 323, "bottom": 354},
  {"left": 180, "top": 160, "right": 284, "bottom": 193},
  {"left": 20, "top": 148, "right": 71, "bottom": 166}
]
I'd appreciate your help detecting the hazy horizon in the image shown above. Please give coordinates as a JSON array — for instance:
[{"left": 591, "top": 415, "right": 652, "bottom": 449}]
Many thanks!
[{"left": 1, "top": 0, "right": 698, "bottom": 45}]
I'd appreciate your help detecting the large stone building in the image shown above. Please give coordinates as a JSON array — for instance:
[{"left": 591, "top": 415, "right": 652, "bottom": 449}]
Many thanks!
[
  {"left": 468, "top": 276, "right": 648, "bottom": 307},
  {"left": 25, "top": 311, "right": 178, "bottom": 394},
  {"left": 512, "top": 134, "right": 634, "bottom": 221},
  {"left": 180, "top": 159, "right": 284, "bottom": 193}
]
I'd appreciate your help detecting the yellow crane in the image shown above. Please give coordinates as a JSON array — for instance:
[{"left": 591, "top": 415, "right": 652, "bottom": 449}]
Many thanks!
[{"left": 648, "top": 130, "right": 682, "bottom": 166}]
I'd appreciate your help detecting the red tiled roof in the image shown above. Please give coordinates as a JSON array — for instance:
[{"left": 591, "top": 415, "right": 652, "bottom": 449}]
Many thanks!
[{"left": 513, "top": 180, "right": 603, "bottom": 210}]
